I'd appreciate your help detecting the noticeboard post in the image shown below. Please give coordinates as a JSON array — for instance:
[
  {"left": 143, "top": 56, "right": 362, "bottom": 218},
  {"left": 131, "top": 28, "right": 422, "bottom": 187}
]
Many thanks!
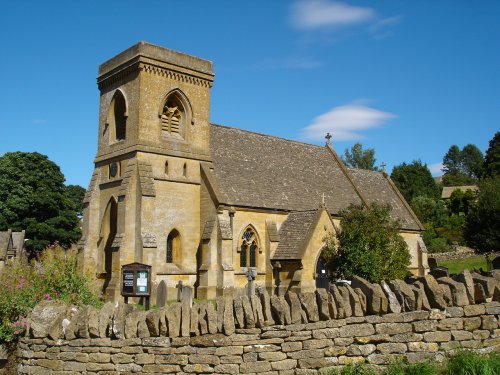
[{"left": 121, "top": 263, "right": 152, "bottom": 310}]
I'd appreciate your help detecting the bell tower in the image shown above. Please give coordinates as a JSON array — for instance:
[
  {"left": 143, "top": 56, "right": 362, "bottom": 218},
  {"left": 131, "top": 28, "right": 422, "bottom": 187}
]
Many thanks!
[{"left": 80, "top": 42, "right": 214, "bottom": 301}]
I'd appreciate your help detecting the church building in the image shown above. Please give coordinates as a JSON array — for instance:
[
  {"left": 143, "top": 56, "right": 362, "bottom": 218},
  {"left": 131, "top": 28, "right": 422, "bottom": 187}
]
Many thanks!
[{"left": 79, "top": 42, "right": 429, "bottom": 301}]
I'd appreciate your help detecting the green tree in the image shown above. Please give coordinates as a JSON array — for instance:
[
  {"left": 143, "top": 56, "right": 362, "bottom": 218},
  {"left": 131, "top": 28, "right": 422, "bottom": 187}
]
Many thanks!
[
  {"left": 342, "top": 143, "right": 378, "bottom": 171},
  {"left": 442, "top": 144, "right": 484, "bottom": 186},
  {"left": 410, "top": 196, "right": 448, "bottom": 227},
  {"left": 442, "top": 145, "right": 462, "bottom": 175},
  {"left": 65, "top": 184, "right": 86, "bottom": 217},
  {"left": 448, "top": 188, "right": 476, "bottom": 216},
  {"left": 464, "top": 175, "right": 500, "bottom": 253},
  {"left": 461, "top": 144, "right": 484, "bottom": 179},
  {"left": 483, "top": 131, "right": 500, "bottom": 178},
  {"left": 0, "top": 152, "right": 81, "bottom": 256},
  {"left": 323, "top": 203, "right": 410, "bottom": 283},
  {"left": 390, "top": 160, "right": 440, "bottom": 203}
]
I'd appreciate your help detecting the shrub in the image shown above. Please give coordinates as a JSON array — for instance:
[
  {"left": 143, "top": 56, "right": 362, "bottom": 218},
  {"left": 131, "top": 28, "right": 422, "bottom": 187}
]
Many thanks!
[
  {"left": 323, "top": 203, "right": 410, "bottom": 283},
  {"left": 444, "top": 350, "right": 500, "bottom": 375},
  {"left": 0, "top": 245, "right": 100, "bottom": 343}
]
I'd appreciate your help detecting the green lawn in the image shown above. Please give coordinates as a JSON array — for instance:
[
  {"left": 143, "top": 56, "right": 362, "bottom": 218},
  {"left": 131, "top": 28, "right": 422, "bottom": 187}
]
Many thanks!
[{"left": 438, "top": 255, "right": 489, "bottom": 274}]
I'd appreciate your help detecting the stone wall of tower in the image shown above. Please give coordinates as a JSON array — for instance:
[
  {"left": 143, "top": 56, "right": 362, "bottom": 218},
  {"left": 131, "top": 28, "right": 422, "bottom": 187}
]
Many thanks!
[{"left": 80, "top": 42, "right": 214, "bottom": 301}]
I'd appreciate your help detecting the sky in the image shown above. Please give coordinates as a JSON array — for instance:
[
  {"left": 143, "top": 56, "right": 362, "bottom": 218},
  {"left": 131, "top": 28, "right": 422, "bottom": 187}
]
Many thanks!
[{"left": 1, "top": 0, "right": 499, "bottom": 188}]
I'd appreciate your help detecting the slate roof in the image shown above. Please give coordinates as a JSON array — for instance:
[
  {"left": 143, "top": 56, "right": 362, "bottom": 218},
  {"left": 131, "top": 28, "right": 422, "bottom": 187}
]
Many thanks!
[
  {"left": 273, "top": 210, "right": 318, "bottom": 260},
  {"left": 441, "top": 185, "right": 478, "bottom": 199},
  {"left": 210, "top": 125, "right": 362, "bottom": 213},
  {"left": 208, "top": 124, "right": 422, "bottom": 233},
  {"left": 348, "top": 169, "right": 422, "bottom": 231}
]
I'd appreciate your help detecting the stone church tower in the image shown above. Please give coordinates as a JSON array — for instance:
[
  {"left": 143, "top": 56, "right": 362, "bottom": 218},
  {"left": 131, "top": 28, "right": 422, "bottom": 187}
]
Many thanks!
[{"left": 80, "top": 42, "right": 214, "bottom": 300}]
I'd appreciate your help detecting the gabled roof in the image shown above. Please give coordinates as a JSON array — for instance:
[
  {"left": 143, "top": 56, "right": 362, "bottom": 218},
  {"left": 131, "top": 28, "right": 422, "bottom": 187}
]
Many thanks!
[
  {"left": 348, "top": 169, "right": 423, "bottom": 231},
  {"left": 272, "top": 210, "right": 319, "bottom": 260},
  {"left": 210, "top": 125, "right": 362, "bottom": 213},
  {"left": 441, "top": 185, "right": 478, "bottom": 199},
  {"left": 207, "top": 124, "right": 422, "bottom": 232}
]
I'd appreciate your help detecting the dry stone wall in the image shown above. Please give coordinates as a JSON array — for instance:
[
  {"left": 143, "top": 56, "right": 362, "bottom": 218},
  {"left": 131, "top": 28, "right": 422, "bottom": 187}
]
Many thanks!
[{"left": 17, "top": 271, "right": 500, "bottom": 374}]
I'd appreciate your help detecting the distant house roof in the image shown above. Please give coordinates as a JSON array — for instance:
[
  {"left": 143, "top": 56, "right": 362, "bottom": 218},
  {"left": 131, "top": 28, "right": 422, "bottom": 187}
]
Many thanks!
[
  {"left": 441, "top": 185, "right": 478, "bottom": 199},
  {"left": 208, "top": 124, "right": 422, "bottom": 231}
]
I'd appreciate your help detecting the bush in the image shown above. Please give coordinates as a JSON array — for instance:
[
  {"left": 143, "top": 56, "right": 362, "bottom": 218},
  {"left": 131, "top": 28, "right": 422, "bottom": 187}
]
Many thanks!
[
  {"left": 464, "top": 176, "right": 500, "bottom": 253},
  {"left": 445, "top": 350, "right": 500, "bottom": 375},
  {"left": 323, "top": 203, "right": 410, "bottom": 283},
  {"left": 0, "top": 245, "right": 100, "bottom": 343},
  {"left": 328, "top": 351, "right": 500, "bottom": 375}
]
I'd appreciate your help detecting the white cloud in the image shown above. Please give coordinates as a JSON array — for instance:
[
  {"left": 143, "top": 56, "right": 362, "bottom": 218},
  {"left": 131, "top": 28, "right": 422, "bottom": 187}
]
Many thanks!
[
  {"left": 291, "top": 0, "right": 376, "bottom": 30},
  {"left": 301, "top": 102, "right": 397, "bottom": 141},
  {"left": 429, "top": 163, "right": 444, "bottom": 175}
]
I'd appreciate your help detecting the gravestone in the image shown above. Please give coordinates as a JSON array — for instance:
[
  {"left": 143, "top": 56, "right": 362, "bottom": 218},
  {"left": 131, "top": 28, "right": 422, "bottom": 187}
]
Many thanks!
[
  {"left": 156, "top": 280, "right": 167, "bottom": 308},
  {"left": 181, "top": 286, "right": 193, "bottom": 308},
  {"left": 492, "top": 256, "right": 500, "bottom": 270},
  {"left": 176, "top": 281, "right": 183, "bottom": 302},
  {"left": 428, "top": 257, "right": 438, "bottom": 270}
]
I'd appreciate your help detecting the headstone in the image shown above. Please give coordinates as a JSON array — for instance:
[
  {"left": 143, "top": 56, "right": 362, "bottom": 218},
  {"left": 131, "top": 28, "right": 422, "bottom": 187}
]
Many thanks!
[
  {"left": 176, "top": 280, "right": 183, "bottom": 302},
  {"left": 492, "top": 256, "right": 500, "bottom": 270},
  {"left": 181, "top": 285, "right": 193, "bottom": 307},
  {"left": 428, "top": 257, "right": 438, "bottom": 270},
  {"left": 156, "top": 280, "right": 167, "bottom": 308}
]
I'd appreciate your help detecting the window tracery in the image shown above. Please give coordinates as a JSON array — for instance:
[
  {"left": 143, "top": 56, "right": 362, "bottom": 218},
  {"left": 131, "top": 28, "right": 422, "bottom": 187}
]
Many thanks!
[
  {"left": 239, "top": 226, "right": 258, "bottom": 267},
  {"left": 161, "top": 97, "right": 184, "bottom": 138}
]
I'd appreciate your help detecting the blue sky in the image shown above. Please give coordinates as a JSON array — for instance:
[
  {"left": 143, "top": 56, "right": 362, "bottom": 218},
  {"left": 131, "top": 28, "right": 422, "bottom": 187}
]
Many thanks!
[{"left": 1, "top": 1, "right": 499, "bottom": 187}]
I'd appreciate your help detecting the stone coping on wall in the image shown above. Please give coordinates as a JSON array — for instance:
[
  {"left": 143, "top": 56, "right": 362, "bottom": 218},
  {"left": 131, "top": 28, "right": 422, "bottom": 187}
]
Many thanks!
[{"left": 17, "top": 271, "right": 500, "bottom": 374}]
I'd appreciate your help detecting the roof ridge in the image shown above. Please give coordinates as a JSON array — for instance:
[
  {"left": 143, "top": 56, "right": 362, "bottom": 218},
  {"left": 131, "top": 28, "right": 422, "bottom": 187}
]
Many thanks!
[{"left": 211, "top": 123, "right": 328, "bottom": 150}]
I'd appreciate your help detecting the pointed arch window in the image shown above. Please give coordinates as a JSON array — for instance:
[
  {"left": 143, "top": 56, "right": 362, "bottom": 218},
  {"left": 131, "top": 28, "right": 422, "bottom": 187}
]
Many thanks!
[
  {"left": 239, "top": 227, "right": 259, "bottom": 268},
  {"left": 166, "top": 229, "right": 180, "bottom": 263},
  {"left": 106, "top": 90, "right": 127, "bottom": 142}
]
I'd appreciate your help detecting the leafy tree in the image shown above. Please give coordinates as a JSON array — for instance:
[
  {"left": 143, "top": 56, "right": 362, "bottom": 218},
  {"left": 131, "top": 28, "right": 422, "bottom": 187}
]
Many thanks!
[
  {"left": 448, "top": 188, "right": 476, "bottom": 216},
  {"left": 442, "top": 145, "right": 462, "bottom": 175},
  {"left": 483, "top": 131, "right": 500, "bottom": 178},
  {"left": 461, "top": 144, "right": 484, "bottom": 179},
  {"left": 323, "top": 203, "right": 410, "bottom": 283},
  {"left": 442, "top": 144, "right": 484, "bottom": 186},
  {"left": 342, "top": 143, "right": 378, "bottom": 171},
  {"left": 0, "top": 152, "right": 81, "bottom": 256},
  {"left": 464, "top": 175, "right": 500, "bottom": 253},
  {"left": 65, "top": 184, "right": 86, "bottom": 217},
  {"left": 390, "top": 160, "right": 440, "bottom": 203},
  {"left": 410, "top": 196, "right": 448, "bottom": 227}
]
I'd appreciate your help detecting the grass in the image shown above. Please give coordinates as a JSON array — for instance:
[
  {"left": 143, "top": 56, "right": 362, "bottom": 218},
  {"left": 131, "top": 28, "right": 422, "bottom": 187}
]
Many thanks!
[
  {"left": 328, "top": 351, "right": 500, "bottom": 375},
  {"left": 438, "top": 255, "right": 489, "bottom": 274}
]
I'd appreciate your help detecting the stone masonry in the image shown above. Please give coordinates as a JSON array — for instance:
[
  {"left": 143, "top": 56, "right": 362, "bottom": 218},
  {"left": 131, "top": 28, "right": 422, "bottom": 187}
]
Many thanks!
[{"left": 17, "top": 272, "right": 500, "bottom": 374}]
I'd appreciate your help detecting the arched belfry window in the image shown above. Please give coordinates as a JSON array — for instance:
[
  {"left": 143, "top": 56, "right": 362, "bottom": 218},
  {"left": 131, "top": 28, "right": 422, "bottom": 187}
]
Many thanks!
[
  {"left": 166, "top": 229, "right": 181, "bottom": 263},
  {"left": 239, "top": 226, "right": 259, "bottom": 268},
  {"left": 159, "top": 90, "right": 192, "bottom": 140},
  {"left": 106, "top": 90, "right": 127, "bottom": 142}
]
